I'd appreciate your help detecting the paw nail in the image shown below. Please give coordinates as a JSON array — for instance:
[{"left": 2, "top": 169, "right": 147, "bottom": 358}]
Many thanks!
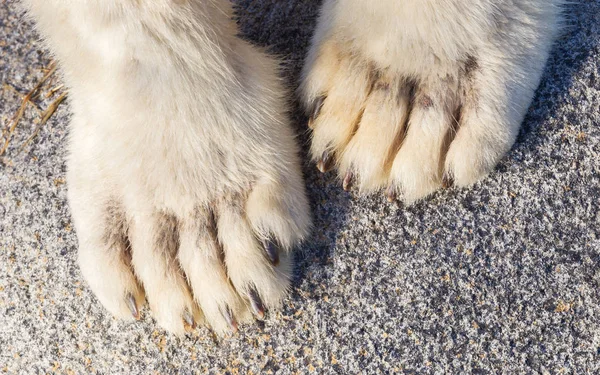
[
  {"left": 442, "top": 174, "right": 454, "bottom": 189},
  {"left": 262, "top": 238, "right": 280, "bottom": 266},
  {"left": 221, "top": 305, "right": 238, "bottom": 333},
  {"left": 385, "top": 186, "right": 397, "bottom": 202},
  {"left": 317, "top": 151, "right": 333, "bottom": 173},
  {"left": 308, "top": 96, "right": 325, "bottom": 129},
  {"left": 248, "top": 286, "right": 265, "bottom": 320},
  {"left": 343, "top": 171, "right": 354, "bottom": 191},
  {"left": 183, "top": 309, "right": 196, "bottom": 331},
  {"left": 126, "top": 293, "right": 140, "bottom": 320}
]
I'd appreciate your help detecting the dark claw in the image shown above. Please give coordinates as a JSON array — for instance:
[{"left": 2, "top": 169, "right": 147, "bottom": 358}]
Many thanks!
[
  {"left": 221, "top": 305, "right": 238, "bottom": 333},
  {"left": 126, "top": 292, "right": 140, "bottom": 320},
  {"left": 262, "top": 238, "right": 280, "bottom": 266},
  {"left": 316, "top": 150, "right": 334, "bottom": 173},
  {"left": 248, "top": 286, "right": 265, "bottom": 320},
  {"left": 343, "top": 171, "right": 354, "bottom": 191},
  {"left": 308, "top": 96, "right": 325, "bottom": 129},
  {"left": 442, "top": 173, "right": 454, "bottom": 189},
  {"left": 385, "top": 185, "right": 397, "bottom": 202},
  {"left": 183, "top": 309, "right": 196, "bottom": 331}
]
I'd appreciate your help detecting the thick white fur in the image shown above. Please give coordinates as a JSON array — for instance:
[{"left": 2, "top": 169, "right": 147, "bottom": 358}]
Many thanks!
[
  {"left": 22, "top": 0, "right": 311, "bottom": 334},
  {"left": 301, "top": 0, "right": 563, "bottom": 202}
]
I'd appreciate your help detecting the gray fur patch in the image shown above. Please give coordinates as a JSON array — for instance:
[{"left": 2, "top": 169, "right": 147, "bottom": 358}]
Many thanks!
[
  {"left": 192, "top": 206, "right": 219, "bottom": 247},
  {"left": 374, "top": 81, "right": 391, "bottom": 92},
  {"left": 102, "top": 201, "right": 131, "bottom": 264},
  {"left": 154, "top": 212, "right": 180, "bottom": 261},
  {"left": 463, "top": 54, "right": 479, "bottom": 77},
  {"left": 460, "top": 54, "right": 481, "bottom": 111},
  {"left": 398, "top": 78, "right": 417, "bottom": 108}
]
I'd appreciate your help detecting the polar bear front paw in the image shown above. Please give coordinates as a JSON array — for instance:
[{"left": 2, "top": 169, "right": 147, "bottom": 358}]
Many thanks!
[
  {"left": 71, "top": 173, "right": 310, "bottom": 335},
  {"left": 302, "top": 45, "right": 497, "bottom": 203},
  {"left": 300, "top": 1, "right": 561, "bottom": 203}
]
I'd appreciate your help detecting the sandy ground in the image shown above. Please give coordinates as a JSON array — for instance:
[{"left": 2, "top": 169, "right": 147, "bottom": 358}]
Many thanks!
[{"left": 1, "top": 0, "right": 599, "bottom": 373}]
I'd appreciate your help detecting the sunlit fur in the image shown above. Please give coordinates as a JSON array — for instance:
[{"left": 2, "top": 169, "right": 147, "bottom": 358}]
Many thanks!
[{"left": 301, "top": 0, "right": 563, "bottom": 202}]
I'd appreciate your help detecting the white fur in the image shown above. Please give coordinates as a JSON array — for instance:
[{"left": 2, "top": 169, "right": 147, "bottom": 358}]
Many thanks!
[
  {"left": 300, "top": 0, "right": 563, "bottom": 202},
  {"left": 23, "top": 0, "right": 311, "bottom": 335}
]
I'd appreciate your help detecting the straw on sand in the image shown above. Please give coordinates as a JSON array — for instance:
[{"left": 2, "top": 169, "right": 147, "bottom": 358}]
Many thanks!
[{"left": 1, "top": 62, "right": 67, "bottom": 157}]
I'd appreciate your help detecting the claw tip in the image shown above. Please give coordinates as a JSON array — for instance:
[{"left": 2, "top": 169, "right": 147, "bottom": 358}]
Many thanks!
[
  {"left": 183, "top": 310, "right": 196, "bottom": 331},
  {"left": 126, "top": 293, "right": 140, "bottom": 320},
  {"left": 342, "top": 171, "right": 353, "bottom": 191},
  {"left": 385, "top": 186, "right": 397, "bottom": 202},
  {"left": 316, "top": 160, "right": 327, "bottom": 174},
  {"left": 316, "top": 150, "right": 333, "bottom": 174},
  {"left": 442, "top": 174, "right": 454, "bottom": 189},
  {"left": 222, "top": 305, "right": 238, "bottom": 333},
  {"left": 248, "top": 286, "right": 266, "bottom": 320}
]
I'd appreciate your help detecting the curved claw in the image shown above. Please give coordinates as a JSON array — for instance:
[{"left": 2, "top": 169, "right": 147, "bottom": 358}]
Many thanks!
[
  {"left": 343, "top": 171, "right": 354, "bottom": 191},
  {"left": 248, "top": 286, "right": 265, "bottom": 320},
  {"left": 316, "top": 150, "right": 334, "bottom": 173},
  {"left": 262, "top": 238, "right": 280, "bottom": 266},
  {"left": 308, "top": 96, "right": 326, "bottom": 129},
  {"left": 126, "top": 292, "right": 140, "bottom": 320},
  {"left": 442, "top": 173, "right": 454, "bottom": 189},
  {"left": 221, "top": 305, "right": 238, "bottom": 333},
  {"left": 183, "top": 309, "right": 196, "bottom": 331},
  {"left": 385, "top": 185, "right": 397, "bottom": 202}
]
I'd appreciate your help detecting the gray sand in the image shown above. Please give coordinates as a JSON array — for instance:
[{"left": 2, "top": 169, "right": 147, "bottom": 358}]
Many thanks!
[{"left": 1, "top": 0, "right": 599, "bottom": 373}]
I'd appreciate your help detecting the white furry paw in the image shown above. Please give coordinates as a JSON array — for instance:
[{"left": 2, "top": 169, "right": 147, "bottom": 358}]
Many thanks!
[
  {"left": 71, "top": 177, "right": 309, "bottom": 336},
  {"left": 46, "top": 0, "right": 313, "bottom": 335},
  {"left": 302, "top": 49, "right": 498, "bottom": 202},
  {"left": 300, "top": 1, "right": 561, "bottom": 203}
]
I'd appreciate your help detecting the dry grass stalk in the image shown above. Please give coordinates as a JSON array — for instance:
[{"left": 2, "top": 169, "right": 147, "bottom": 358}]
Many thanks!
[
  {"left": 18, "top": 91, "right": 67, "bottom": 154},
  {"left": 1, "top": 62, "right": 60, "bottom": 157}
]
